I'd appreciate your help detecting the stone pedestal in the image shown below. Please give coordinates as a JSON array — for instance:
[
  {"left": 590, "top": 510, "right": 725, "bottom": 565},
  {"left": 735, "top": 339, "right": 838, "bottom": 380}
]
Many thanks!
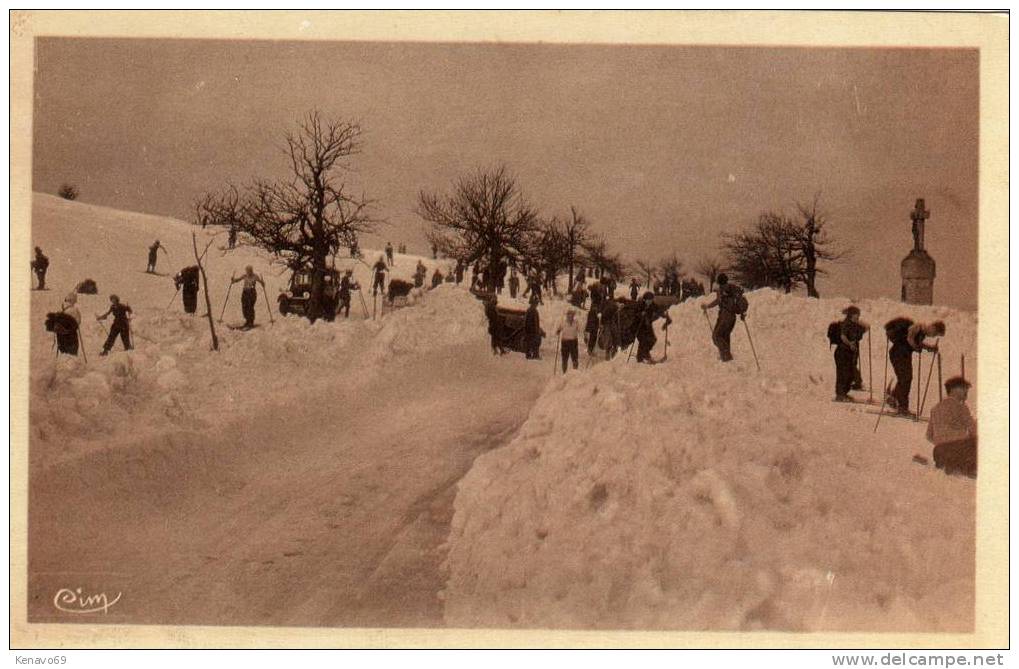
[{"left": 901, "top": 249, "right": 936, "bottom": 305}]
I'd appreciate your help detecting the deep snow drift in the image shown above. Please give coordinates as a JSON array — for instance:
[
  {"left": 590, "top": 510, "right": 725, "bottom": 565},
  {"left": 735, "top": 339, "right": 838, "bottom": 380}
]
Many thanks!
[{"left": 443, "top": 292, "right": 977, "bottom": 632}]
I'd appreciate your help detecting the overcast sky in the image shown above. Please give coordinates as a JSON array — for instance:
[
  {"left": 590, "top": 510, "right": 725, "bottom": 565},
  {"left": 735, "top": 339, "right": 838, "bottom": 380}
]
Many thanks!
[{"left": 32, "top": 39, "right": 978, "bottom": 309}]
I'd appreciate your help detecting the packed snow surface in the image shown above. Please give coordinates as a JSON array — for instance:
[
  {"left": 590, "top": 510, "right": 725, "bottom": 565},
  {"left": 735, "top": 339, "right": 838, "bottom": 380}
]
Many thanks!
[{"left": 443, "top": 292, "right": 977, "bottom": 632}]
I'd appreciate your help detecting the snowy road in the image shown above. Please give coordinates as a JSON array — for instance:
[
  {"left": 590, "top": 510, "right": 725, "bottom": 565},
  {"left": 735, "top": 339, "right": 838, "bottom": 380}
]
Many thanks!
[{"left": 29, "top": 339, "right": 550, "bottom": 627}]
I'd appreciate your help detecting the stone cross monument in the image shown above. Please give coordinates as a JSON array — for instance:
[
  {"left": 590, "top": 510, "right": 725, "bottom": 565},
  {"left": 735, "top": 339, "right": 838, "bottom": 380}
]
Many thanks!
[{"left": 901, "top": 198, "right": 936, "bottom": 305}]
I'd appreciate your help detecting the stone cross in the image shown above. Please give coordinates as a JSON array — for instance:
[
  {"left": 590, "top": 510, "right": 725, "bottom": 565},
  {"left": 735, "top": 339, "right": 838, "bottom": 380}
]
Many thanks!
[{"left": 910, "top": 198, "right": 930, "bottom": 251}]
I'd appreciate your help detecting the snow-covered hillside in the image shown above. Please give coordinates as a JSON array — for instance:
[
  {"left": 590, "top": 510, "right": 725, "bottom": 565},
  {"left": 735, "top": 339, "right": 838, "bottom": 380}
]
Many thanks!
[
  {"left": 443, "top": 291, "right": 977, "bottom": 632},
  {"left": 28, "top": 194, "right": 474, "bottom": 469},
  {"left": 27, "top": 193, "right": 978, "bottom": 632}
]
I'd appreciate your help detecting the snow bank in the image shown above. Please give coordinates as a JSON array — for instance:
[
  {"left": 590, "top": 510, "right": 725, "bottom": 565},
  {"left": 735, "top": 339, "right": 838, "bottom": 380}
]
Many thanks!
[{"left": 443, "top": 290, "right": 977, "bottom": 632}]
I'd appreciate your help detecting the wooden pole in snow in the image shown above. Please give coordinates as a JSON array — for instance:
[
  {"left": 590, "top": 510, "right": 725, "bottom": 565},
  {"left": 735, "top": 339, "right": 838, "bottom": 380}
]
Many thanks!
[{"left": 193, "top": 232, "right": 219, "bottom": 351}]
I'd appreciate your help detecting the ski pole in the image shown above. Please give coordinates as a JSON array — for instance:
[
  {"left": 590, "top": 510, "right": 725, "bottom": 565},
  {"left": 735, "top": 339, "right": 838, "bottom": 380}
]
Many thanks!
[
  {"left": 918, "top": 340, "right": 941, "bottom": 418},
  {"left": 260, "top": 282, "right": 275, "bottom": 324},
  {"left": 662, "top": 322, "right": 670, "bottom": 362},
  {"left": 164, "top": 285, "right": 181, "bottom": 311},
  {"left": 937, "top": 350, "right": 944, "bottom": 402},
  {"left": 915, "top": 349, "right": 922, "bottom": 421},
  {"left": 867, "top": 329, "right": 873, "bottom": 404},
  {"left": 219, "top": 280, "right": 235, "bottom": 323},
  {"left": 742, "top": 318, "right": 761, "bottom": 372},
  {"left": 552, "top": 333, "right": 561, "bottom": 376},
  {"left": 78, "top": 329, "right": 88, "bottom": 364},
  {"left": 875, "top": 337, "right": 890, "bottom": 433}
]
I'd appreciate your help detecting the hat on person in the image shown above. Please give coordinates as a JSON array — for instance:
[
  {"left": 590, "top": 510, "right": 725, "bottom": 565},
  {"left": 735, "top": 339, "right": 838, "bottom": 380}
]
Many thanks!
[
  {"left": 717, "top": 273, "right": 729, "bottom": 285},
  {"left": 642, "top": 291, "right": 655, "bottom": 301},
  {"left": 64, "top": 292, "right": 77, "bottom": 304},
  {"left": 944, "top": 376, "right": 971, "bottom": 393},
  {"left": 842, "top": 305, "right": 861, "bottom": 317}
]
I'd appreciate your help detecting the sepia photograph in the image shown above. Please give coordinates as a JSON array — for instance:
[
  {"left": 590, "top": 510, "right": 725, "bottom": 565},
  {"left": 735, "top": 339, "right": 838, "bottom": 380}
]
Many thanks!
[{"left": 9, "top": 10, "right": 1009, "bottom": 651}]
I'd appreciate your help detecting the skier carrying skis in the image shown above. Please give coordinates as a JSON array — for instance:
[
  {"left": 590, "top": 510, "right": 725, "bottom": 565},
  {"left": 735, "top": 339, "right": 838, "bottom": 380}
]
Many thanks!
[
  {"left": 886, "top": 318, "right": 945, "bottom": 415},
  {"left": 555, "top": 308, "right": 581, "bottom": 373},
  {"left": 926, "top": 376, "right": 976, "bottom": 478},
  {"left": 146, "top": 240, "right": 167, "bottom": 274},
  {"left": 31, "top": 247, "right": 49, "bottom": 290},
  {"left": 97, "top": 294, "right": 133, "bottom": 355},
  {"left": 230, "top": 265, "right": 265, "bottom": 329},
  {"left": 701, "top": 273, "right": 747, "bottom": 362},
  {"left": 174, "top": 265, "right": 201, "bottom": 314},
  {"left": 372, "top": 256, "right": 388, "bottom": 297},
  {"left": 832, "top": 306, "right": 868, "bottom": 402}
]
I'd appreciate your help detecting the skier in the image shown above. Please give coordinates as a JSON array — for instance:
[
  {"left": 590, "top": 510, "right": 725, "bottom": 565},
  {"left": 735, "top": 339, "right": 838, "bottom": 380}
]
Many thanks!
[
  {"left": 146, "top": 239, "right": 168, "bottom": 274},
  {"left": 599, "top": 297, "right": 620, "bottom": 360},
  {"left": 524, "top": 297, "right": 542, "bottom": 360},
  {"left": 508, "top": 269, "right": 520, "bottom": 299},
  {"left": 97, "top": 294, "right": 133, "bottom": 355},
  {"left": 431, "top": 243, "right": 438, "bottom": 260},
  {"left": 372, "top": 256, "right": 388, "bottom": 297},
  {"left": 700, "top": 273, "right": 747, "bottom": 362},
  {"left": 926, "top": 376, "right": 976, "bottom": 478},
  {"left": 338, "top": 269, "right": 358, "bottom": 318},
  {"left": 173, "top": 265, "right": 201, "bottom": 315},
  {"left": 635, "top": 292, "right": 671, "bottom": 363},
  {"left": 455, "top": 260, "right": 465, "bottom": 285},
  {"left": 484, "top": 296, "right": 506, "bottom": 355},
  {"left": 230, "top": 265, "right": 265, "bottom": 329},
  {"left": 584, "top": 303, "right": 600, "bottom": 356},
  {"left": 832, "top": 306, "right": 868, "bottom": 402},
  {"left": 886, "top": 318, "right": 945, "bottom": 415},
  {"left": 629, "top": 277, "right": 640, "bottom": 301},
  {"left": 414, "top": 260, "right": 427, "bottom": 288},
  {"left": 431, "top": 267, "right": 444, "bottom": 289},
  {"left": 555, "top": 308, "right": 581, "bottom": 373},
  {"left": 570, "top": 282, "right": 588, "bottom": 309},
  {"left": 228, "top": 225, "right": 237, "bottom": 250},
  {"left": 31, "top": 247, "right": 49, "bottom": 290},
  {"left": 385, "top": 242, "right": 394, "bottom": 267},
  {"left": 588, "top": 279, "right": 604, "bottom": 311},
  {"left": 606, "top": 276, "right": 617, "bottom": 299}
]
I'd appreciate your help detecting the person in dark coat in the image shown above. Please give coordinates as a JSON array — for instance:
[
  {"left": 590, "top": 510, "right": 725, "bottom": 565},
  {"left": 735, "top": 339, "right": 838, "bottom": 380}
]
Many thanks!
[
  {"left": 508, "top": 269, "right": 520, "bottom": 299},
  {"left": 338, "top": 270, "right": 357, "bottom": 318},
  {"left": 385, "top": 242, "right": 394, "bottom": 267},
  {"left": 700, "top": 273, "right": 746, "bottom": 362},
  {"left": 31, "top": 247, "right": 49, "bottom": 290},
  {"left": 635, "top": 292, "right": 670, "bottom": 363},
  {"left": 833, "top": 306, "right": 868, "bottom": 401},
  {"left": 372, "top": 256, "right": 388, "bottom": 296},
  {"left": 524, "top": 297, "right": 542, "bottom": 359},
  {"left": 588, "top": 280, "right": 604, "bottom": 311},
  {"left": 431, "top": 268, "right": 444, "bottom": 289},
  {"left": 174, "top": 266, "right": 201, "bottom": 314},
  {"left": 484, "top": 296, "right": 506, "bottom": 355},
  {"left": 455, "top": 260, "right": 465, "bottom": 285},
  {"left": 629, "top": 278, "right": 640, "bottom": 301},
  {"left": 599, "top": 298, "right": 620, "bottom": 360},
  {"left": 523, "top": 273, "right": 543, "bottom": 305},
  {"left": 584, "top": 305, "right": 600, "bottom": 356},
  {"left": 97, "top": 294, "right": 133, "bottom": 355},
  {"left": 888, "top": 319, "right": 945, "bottom": 415}
]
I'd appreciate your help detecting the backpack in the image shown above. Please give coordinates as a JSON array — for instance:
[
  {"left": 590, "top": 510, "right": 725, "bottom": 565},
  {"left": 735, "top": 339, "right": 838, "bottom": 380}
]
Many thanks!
[
  {"left": 827, "top": 321, "right": 841, "bottom": 347},
  {"left": 722, "top": 284, "right": 748, "bottom": 315},
  {"left": 884, "top": 317, "right": 914, "bottom": 345}
]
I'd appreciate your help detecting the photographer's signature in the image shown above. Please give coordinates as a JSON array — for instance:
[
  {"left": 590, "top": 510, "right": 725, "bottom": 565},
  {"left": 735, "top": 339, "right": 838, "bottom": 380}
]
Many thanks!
[{"left": 53, "top": 588, "right": 121, "bottom": 614}]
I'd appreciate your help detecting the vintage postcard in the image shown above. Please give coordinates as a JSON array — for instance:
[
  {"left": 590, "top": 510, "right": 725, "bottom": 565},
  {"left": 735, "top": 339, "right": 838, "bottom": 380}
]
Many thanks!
[{"left": 9, "top": 10, "right": 1008, "bottom": 649}]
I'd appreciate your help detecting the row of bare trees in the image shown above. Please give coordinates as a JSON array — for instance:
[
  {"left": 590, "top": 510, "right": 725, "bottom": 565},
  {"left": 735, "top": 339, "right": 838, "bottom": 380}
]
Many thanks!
[{"left": 193, "top": 111, "right": 845, "bottom": 322}]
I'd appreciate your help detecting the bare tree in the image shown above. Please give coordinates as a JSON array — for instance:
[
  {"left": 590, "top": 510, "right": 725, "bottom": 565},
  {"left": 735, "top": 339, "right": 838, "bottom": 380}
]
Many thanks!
[
  {"left": 561, "top": 207, "right": 595, "bottom": 292},
  {"left": 581, "top": 237, "right": 625, "bottom": 282},
  {"left": 634, "top": 258, "right": 657, "bottom": 288},
  {"left": 794, "top": 194, "right": 846, "bottom": 298},
  {"left": 418, "top": 165, "right": 540, "bottom": 291},
  {"left": 197, "top": 112, "right": 379, "bottom": 320},
  {"left": 723, "top": 213, "right": 802, "bottom": 292},
  {"left": 695, "top": 256, "right": 724, "bottom": 292}
]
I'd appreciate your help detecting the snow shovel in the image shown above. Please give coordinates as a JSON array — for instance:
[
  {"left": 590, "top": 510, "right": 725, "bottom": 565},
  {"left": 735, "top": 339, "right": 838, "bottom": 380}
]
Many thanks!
[
  {"left": 219, "top": 280, "right": 235, "bottom": 323},
  {"left": 742, "top": 318, "right": 761, "bottom": 372}
]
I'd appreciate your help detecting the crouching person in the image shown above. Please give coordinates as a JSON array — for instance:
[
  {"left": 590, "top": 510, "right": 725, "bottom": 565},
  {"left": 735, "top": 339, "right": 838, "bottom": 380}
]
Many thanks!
[{"left": 926, "top": 376, "right": 977, "bottom": 478}]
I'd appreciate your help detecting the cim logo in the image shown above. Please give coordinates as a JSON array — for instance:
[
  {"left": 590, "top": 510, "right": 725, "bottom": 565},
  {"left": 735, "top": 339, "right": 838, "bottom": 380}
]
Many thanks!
[{"left": 52, "top": 588, "right": 122, "bottom": 615}]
